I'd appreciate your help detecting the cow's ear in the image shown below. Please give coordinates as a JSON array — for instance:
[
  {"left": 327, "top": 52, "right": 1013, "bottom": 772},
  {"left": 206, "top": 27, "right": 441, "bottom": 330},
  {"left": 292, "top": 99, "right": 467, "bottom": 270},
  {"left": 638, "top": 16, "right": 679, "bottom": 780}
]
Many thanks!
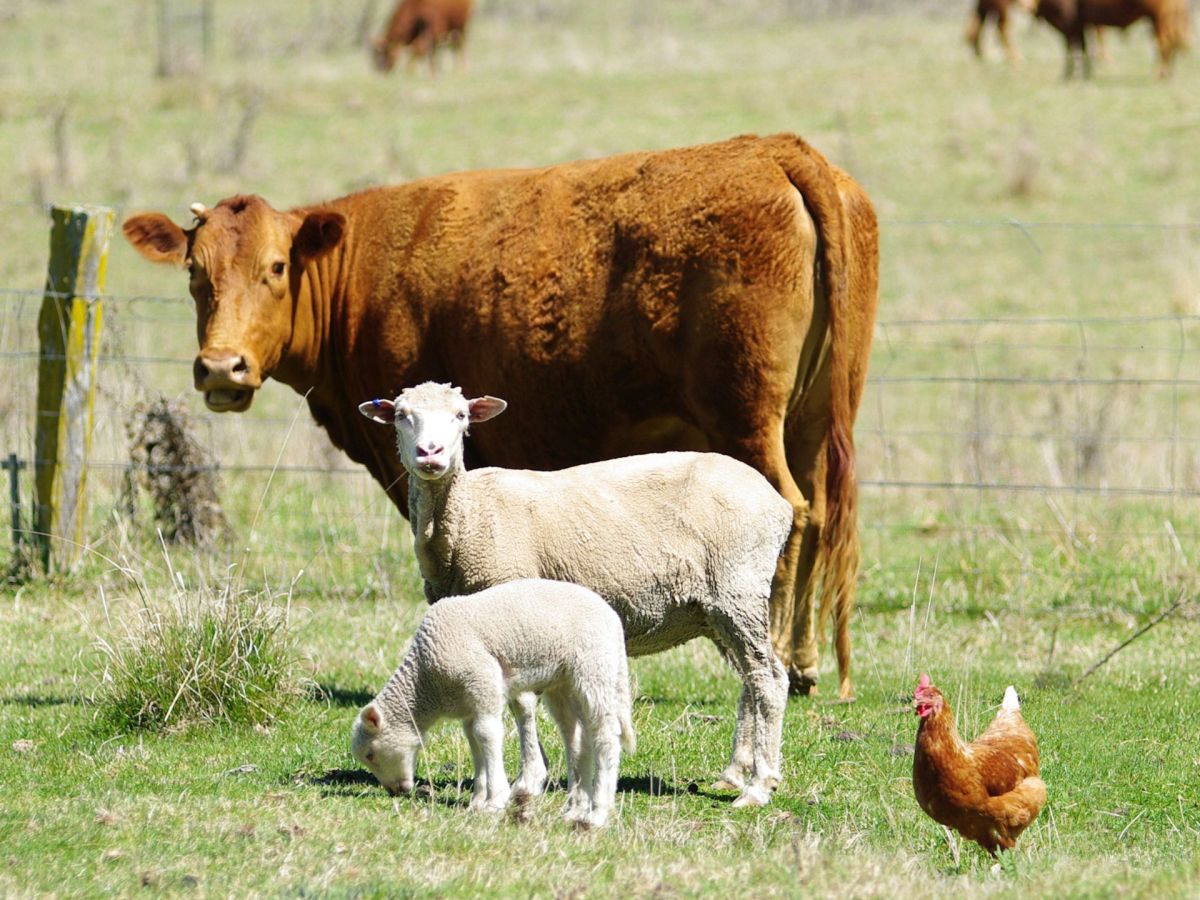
[
  {"left": 294, "top": 211, "right": 345, "bottom": 263},
  {"left": 359, "top": 398, "right": 397, "bottom": 424},
  {"left": 122, "top": 213, "right": 188, "bottom": 266},
  {"left": 468, "top": 396, "right": 507, "bottom": 423}
]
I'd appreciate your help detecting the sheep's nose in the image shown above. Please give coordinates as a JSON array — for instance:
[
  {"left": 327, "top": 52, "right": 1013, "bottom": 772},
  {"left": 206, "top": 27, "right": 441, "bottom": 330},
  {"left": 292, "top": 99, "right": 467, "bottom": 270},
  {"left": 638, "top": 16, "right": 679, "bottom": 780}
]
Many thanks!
[{"left": 416, "top": 442, "right": 444, "bottom": 457}]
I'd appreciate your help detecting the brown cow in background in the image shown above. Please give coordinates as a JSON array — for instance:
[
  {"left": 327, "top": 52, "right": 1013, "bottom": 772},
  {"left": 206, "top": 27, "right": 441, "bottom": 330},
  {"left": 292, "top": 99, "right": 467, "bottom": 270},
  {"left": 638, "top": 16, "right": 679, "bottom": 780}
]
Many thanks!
[
  {"left": 1022, "top": 0, "right": 1190, "bottom": 77},
  {"left": 121, "top": 134, "right": 879, "bottom": 700},
  {"left": 372, "top": 0, "right": 472, "bottom": 74},
  {"left": 966, "top": 0, "right": 1024, "bottom": 63}
]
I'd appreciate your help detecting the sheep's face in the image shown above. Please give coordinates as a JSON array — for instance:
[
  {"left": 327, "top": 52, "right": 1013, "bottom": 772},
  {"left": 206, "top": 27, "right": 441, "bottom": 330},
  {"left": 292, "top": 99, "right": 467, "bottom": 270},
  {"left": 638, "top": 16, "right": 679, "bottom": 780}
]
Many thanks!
[
  {"left": 352, "top": 702, "right": 421, "bottom": 795},
  {"left": 357, "top": 382, "right": 508, "bottom": 481}
]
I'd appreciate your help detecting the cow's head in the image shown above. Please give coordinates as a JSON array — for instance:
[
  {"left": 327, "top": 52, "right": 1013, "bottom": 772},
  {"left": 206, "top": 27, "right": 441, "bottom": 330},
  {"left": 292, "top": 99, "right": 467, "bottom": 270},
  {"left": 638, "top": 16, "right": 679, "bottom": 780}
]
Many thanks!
[{"left": 122, "top": 195, "right": 344, "bottom": 412}]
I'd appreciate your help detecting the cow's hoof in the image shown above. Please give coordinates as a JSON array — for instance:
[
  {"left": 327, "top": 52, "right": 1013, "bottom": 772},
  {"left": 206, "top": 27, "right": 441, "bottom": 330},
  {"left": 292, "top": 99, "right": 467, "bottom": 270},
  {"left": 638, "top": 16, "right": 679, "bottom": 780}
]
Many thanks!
[{"left": 788, "top": 667, "right": 820, "bottom": 696}]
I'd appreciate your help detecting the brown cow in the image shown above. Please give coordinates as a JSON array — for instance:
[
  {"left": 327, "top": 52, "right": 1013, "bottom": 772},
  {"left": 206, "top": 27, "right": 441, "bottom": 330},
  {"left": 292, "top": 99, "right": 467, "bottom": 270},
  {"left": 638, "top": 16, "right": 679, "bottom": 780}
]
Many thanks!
[
  {"left": 122, "top": 134, "right": 879, "bottom": 700},
  {"left": 372, "top": 0, "right": 472, "bottom": 74},
  {"left": 1023, "top": 0, "right": 1189, "bottom": 77},
  {"left": 966, "top": 0, "right": 1024, "bottom": 63}
]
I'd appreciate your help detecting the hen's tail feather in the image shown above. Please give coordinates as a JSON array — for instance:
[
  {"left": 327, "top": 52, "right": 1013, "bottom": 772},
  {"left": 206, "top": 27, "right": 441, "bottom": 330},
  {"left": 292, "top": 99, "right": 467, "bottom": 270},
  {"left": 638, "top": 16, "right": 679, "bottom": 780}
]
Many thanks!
[{"left": 1002, "top": 685, "right": 1020, "bottom": 711}]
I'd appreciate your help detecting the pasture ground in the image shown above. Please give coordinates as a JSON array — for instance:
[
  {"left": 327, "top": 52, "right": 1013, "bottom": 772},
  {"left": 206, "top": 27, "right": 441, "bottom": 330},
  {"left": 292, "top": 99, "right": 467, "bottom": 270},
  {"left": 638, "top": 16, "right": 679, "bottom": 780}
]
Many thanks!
[{"left": 1, "top": 0, "right": 1199, "bottom": 896}]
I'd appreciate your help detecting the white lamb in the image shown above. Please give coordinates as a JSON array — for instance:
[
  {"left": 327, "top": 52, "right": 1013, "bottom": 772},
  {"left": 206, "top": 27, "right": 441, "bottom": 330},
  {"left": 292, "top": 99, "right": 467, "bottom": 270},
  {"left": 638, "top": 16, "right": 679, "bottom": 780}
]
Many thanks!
[
  {"left": 352, "top": 578, "right": 636, "bottom": 828},
  {"left": 358, "top": 381, "right": 793, "bottom": 807}
]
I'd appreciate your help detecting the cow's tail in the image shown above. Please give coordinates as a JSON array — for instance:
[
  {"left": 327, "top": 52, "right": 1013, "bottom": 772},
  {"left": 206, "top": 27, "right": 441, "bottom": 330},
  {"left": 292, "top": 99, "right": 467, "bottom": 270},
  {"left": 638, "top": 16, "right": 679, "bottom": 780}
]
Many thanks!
[{"left": 773, "top": 134, "right": 873, "bottom": 700}]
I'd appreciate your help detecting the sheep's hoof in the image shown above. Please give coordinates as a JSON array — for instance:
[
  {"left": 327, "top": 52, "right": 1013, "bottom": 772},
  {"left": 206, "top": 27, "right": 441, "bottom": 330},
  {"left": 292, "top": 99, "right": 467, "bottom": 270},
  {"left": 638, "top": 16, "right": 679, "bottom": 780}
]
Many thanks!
[
  {"left": 711, "top": 777, "right": 742, "bottom": 792},
  {"left": 788, "top": 667, "right": 820, "bottom": 696},
  {"left": 731, "top": 785, "right": 772, "bottom": 808}
]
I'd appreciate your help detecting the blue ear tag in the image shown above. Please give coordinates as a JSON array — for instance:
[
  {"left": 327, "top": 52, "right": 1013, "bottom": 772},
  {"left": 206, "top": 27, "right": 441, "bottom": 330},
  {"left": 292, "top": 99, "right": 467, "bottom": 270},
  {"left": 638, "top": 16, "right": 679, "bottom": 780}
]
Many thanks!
[{"left": 372, "top": 399, "right": 381, "bottom": 408}]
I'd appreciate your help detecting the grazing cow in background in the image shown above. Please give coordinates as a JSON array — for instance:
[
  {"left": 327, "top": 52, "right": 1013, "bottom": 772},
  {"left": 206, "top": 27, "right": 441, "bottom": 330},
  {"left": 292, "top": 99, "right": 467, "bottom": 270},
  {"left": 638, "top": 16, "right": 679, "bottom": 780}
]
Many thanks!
[
  {"left": 120, "top": 133, "right": 880, "bottom": 701},
  {"left": 966, "top": 0, "right": 1024, "bottom": 63},
  {"left": 372, "top": 0, "right": 472, "bottom": 74},
  {"left": 1022, "top": 0, "right": 1190, "bottom": 77}
]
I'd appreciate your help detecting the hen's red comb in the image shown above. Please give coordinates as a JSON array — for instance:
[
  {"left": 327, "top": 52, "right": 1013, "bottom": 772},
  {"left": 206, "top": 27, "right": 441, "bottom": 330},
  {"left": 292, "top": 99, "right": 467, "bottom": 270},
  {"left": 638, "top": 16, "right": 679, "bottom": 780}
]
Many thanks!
[{"left": 917, "top": 673, "right": 931, "bottom": 690}]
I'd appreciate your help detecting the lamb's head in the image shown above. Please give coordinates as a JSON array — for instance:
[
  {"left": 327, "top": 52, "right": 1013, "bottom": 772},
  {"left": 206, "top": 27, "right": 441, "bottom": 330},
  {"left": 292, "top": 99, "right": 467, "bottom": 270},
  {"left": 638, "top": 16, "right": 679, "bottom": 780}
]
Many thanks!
[
  {"left": 358, "top": 382, "right": 507, "bottom": 481},
  {"left": 352, "top": 701, "right": 421, "bottom": 795}
]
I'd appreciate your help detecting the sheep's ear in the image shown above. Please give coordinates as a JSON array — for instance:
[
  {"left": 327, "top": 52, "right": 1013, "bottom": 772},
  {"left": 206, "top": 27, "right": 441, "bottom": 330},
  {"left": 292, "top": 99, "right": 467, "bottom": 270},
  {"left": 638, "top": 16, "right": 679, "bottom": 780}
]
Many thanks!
[
  {"left": 359, "top": 398, "right": 396, "bottom": 424},
  {"left": 360, "top": 703, "right": 383, "bottom": 734},
  {"left": 467, "top": 396, "right": 507, "bottom": 423}
]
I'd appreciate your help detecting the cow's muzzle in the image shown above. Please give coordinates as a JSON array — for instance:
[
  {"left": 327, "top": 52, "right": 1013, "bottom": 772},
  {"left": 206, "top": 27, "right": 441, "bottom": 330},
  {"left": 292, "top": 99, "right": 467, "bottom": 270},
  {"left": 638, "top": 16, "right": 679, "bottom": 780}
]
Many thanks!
[{"left": 194, "top": 352, "right": 260, "bottom": 412}]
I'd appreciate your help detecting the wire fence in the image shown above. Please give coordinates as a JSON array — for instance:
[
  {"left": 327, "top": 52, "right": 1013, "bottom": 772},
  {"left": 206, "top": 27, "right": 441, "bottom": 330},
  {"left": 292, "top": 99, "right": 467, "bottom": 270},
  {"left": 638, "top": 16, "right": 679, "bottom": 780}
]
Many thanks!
[{"left": 1, "top": 209, "right": 1198, "bottom": 588}]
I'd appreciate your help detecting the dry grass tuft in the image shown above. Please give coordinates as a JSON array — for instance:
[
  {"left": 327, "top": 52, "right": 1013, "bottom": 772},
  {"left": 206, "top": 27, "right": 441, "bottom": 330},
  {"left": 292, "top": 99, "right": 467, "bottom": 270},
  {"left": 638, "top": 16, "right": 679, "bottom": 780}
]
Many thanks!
[{"left": 91, "top": 567, "right": 310, "bottom": 733}]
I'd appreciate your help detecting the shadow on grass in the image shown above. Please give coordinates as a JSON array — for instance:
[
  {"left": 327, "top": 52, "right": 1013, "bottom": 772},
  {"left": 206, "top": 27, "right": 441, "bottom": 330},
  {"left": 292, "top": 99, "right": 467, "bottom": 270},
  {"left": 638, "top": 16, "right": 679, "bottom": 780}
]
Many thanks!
[
  {"left": 0, "top": 693, "right": 75, "bottom": 707},
  {"left": 313, "top": 683, "right": 374, "bottom": 708},
  {"left": 303, "top": 768, "right": 734, "bottom": 803}
]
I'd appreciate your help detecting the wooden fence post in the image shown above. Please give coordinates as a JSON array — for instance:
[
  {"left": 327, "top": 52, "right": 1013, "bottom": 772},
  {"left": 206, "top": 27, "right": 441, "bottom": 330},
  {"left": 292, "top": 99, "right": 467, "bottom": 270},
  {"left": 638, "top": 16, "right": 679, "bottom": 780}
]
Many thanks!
[{"left": 33, "top": 205, "right": 113, "bottom": 572}]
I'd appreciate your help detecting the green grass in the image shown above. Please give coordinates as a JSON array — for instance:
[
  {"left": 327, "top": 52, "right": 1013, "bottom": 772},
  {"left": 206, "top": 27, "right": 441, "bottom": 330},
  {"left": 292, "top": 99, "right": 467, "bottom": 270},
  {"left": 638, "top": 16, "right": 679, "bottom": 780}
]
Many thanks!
[
  {"left": 1, "top": 0, "right": 1200, "bottom": 894},
  {"left": 1, "top": 563, "right": 1197, "bottom": 896}
]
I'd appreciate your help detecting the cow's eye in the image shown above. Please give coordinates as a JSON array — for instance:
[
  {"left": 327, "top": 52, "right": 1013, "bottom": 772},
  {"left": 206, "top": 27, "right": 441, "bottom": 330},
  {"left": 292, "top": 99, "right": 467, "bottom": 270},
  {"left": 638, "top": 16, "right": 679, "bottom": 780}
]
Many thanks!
[{"left": 271, "top": 261, "right": 286, "bottom": 277}]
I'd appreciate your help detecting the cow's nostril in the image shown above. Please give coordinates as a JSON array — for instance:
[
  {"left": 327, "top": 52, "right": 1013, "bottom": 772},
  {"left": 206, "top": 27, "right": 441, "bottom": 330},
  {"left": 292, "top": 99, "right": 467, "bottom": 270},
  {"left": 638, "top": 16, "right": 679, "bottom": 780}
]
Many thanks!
[
  {"left": 193, "top": 358, "right": 210, "bottom": 383},
  {"left": 232, "top": 357, "right": 250, "bottom": 375}
]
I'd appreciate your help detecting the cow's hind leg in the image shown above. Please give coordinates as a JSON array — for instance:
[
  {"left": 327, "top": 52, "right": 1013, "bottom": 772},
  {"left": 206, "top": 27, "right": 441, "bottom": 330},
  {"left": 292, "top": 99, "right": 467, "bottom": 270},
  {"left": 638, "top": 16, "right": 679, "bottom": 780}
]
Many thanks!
[{"left": 966, "top": 6, "right": 987, "bottom": 57}]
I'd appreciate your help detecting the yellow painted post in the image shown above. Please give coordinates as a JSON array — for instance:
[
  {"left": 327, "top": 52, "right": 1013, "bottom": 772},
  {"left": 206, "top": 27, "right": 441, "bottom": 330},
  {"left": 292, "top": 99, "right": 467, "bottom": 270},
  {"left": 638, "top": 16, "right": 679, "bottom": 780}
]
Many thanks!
[{"left": 33, "top": 205, "right": 113, "bottom": 572}]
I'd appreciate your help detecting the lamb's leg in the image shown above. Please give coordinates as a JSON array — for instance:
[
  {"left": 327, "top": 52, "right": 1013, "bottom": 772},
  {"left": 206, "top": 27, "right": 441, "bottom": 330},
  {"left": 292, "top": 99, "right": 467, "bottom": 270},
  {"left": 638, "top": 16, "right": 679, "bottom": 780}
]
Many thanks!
[
  {"left": 463, "top": 719, "right": 489, "bottom": 811},
  {"left": 470, "top": 714, "right": 511, "bottom": 812},
  {"left": 583, "top": 712, "right": 621, "bottom": 829},
  {"left": 508, "top": 692, "right": 548, "bottom": 798},
  {"left": 544, "top": 690, "right": 587, "bottom": 821}
]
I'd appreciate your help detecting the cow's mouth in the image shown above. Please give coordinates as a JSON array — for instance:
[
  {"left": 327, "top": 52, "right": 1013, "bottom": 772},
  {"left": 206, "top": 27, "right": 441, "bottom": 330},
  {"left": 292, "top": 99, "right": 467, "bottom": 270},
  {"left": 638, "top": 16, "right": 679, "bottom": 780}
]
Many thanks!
[{"left": 205, "top": 388, "right": 254, "bottom": 412}]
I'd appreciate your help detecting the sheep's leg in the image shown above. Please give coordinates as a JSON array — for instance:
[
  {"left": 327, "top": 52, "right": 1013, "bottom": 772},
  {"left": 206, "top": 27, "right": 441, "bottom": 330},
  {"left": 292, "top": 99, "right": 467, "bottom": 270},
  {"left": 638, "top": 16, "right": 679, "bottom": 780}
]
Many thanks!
[
  {"left": 470, "top": 714, "right": 511, "bottom": 812},
  {"left": 544, "top": 690, "right": 587, "bottom": 821},
  {"left": 713, "top": 681, "right": 753, "bottom": 791},
  {"left": 463, "top": 719, "right": 489, "bottom": 811},
  {"left": 710, "top": 609, "right": 788, "bottom": 808},
  {"left": 508, "top": 692, "right": 548, "bottom": 798}
]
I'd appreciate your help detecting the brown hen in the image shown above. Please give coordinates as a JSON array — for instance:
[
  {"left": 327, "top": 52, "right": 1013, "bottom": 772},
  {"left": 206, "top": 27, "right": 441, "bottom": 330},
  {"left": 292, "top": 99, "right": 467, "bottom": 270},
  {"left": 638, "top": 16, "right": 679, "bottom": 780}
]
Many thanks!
[{"left": 912, "top": 674, "right": 1046, "bottom": 855}]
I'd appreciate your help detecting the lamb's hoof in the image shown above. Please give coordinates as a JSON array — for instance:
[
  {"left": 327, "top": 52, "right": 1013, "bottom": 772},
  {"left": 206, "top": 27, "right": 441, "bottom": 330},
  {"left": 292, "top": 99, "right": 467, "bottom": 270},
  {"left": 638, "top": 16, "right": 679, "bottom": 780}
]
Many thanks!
[
  {"left": 584, "top": 809, "right": 610, "bottom": 829},
  {"left": 731, "top": 785, "right": 772, "bottom": 808},
  {"left": 712, "top": 768, "right": 747, "bottom": 792},
  {"left": 511, "top": 778, "right": 547, "bottom": 801},
  {"left": 788, "top": 667, "right": 820, "bottom": 696},
  {"left": 509, "top": 793, "right": 535, "bottom": 825}
]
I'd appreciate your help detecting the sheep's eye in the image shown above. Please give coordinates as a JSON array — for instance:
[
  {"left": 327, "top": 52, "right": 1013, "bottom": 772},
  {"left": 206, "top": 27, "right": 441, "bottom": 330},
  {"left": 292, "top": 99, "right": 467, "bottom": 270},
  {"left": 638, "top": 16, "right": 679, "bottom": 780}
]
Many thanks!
[
  {"left": 456, "top": 411, "right": 467, "bottom": 420},
  {"left": 365, "top": 752, "right": 375, "bottom": 763},
  {"left": 271, "top": 261, "right": 286, "bottom": 277}
]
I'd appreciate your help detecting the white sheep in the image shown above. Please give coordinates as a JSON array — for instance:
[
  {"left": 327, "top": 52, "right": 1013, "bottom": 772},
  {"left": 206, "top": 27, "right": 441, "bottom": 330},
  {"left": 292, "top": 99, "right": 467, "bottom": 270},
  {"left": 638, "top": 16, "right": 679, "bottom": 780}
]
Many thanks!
[
  {"left": 358, "top": 382, "right": 793, "bottom": 807},
  {"left": 352, "top": 578, "right": 636, "bottom": 828}
]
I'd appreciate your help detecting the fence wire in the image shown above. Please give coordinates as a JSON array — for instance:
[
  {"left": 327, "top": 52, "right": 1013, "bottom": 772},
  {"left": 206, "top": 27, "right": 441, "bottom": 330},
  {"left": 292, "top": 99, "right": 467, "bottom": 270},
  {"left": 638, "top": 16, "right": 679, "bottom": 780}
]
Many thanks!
[{"left": 1, "top": 214, "right": 1198, "bottom": 585}]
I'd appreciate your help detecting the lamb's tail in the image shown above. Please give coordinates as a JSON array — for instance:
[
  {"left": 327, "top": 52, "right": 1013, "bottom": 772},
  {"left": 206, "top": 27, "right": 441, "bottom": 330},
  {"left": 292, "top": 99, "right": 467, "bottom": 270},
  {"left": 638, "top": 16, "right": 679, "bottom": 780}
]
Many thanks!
[{"left": 617, "top": 652, "right": 637, "bottom": 755}]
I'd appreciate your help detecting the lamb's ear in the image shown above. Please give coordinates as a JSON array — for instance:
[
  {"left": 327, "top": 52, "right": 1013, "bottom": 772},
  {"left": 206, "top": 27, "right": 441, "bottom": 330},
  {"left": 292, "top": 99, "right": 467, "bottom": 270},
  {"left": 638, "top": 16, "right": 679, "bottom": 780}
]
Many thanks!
[
  {"left": 467, "top": 396, "right": 507, "bottom": 423},
  {"left": 360, "top": 703, "right": 384, "bottom": 734},
  {"left": 359, "top": 398, "right": 397, "bottom": 424}
]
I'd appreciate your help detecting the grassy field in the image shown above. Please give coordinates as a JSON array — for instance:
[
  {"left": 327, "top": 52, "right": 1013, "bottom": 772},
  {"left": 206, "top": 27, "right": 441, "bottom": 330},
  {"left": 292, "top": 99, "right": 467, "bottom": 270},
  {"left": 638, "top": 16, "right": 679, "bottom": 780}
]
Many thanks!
[{"left": 1, "top": 0, "right": 1199, "bottom": 896}]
